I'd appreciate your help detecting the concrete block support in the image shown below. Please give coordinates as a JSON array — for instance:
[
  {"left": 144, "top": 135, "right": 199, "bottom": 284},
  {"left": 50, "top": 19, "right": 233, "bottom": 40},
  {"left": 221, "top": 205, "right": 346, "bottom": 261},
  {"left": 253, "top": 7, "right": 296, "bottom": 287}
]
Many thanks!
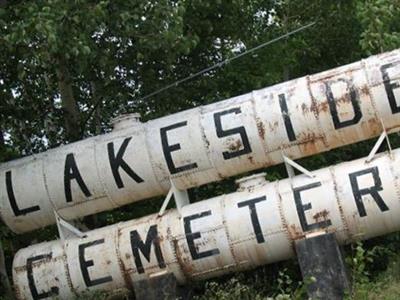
[
  {"left": 295, "top": 233, "right": 350, "bottom": 299},
  {"left": 132, "top": 273, "right": 192, "bottom": 300}
]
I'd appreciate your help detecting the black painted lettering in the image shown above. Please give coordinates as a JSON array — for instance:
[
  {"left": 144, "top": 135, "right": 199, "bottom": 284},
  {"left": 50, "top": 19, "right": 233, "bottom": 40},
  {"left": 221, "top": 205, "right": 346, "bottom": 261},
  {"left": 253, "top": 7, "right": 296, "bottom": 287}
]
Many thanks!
[
  {"left": 237, "top": 196, "right": 267, "bottom": 243},
  {"left": 6, "top": 170, "right": 40, "bottom": 216},
  {"left": 130, "top": 224, "right": 166, "bottom": 274},
  {"left": 27, "top": 254, "right": 59, "bottom": 300},
  {"left": 279, "top": 94, "right": 296, "bottom": 141},
  {"left": 381, "top": 62, "right": 400, "bottom": 113},
  {"left": 294, "top": 182, "right": 332, "bottom": 232},
  {"left": 349, "top": 167, "right": 389, "bottom": 217},
  {"left": 325, "top": 78, "right": 362, "bottom": 129},
  {"left": 160, "top": 121, "right": 198, "bottom": 175},
  {"left": 79, "top": 239, "right": 113, "bottom": 287},
  {"left": 107, "top": 137, "right": 144, "bottom": 188},
  {"left": 64, "top": 153, "right": 92, "bottom": 203},
  {"left": 183, "top": 210, "right": 220, "bottom": 260},
  {"left": 214, "top": 107, "right": 252, "bottom": 160}
]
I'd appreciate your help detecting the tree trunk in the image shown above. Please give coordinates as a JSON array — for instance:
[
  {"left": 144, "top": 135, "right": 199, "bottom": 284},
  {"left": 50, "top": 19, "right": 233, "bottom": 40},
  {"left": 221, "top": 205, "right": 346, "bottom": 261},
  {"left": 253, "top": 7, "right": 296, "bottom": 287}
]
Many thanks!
[
  {"left": 0, "top": 240, "right": 13, "bottom": 299},
  {"left": 91, "top": 81, "right": 102, "bottom": 135},
  {"left": 283, "top": 66, "right": 290, "bottom": 81},
  {"left": 0, "top": 129, "right": 4, "bottom": 146},
  {"left": 55, "top": 56, "right": 81, "bottom": 142}
]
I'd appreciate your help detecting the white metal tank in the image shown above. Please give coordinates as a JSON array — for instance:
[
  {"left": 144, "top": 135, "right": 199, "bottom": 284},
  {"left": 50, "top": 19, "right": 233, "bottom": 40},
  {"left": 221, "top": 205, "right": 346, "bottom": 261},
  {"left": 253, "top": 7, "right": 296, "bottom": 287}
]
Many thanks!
[
  {"left": 2, "top": 49, "right": 400, "bottom": 233},
  {"left": 12, "top": 147, "right": 400, "bottom": 299}
]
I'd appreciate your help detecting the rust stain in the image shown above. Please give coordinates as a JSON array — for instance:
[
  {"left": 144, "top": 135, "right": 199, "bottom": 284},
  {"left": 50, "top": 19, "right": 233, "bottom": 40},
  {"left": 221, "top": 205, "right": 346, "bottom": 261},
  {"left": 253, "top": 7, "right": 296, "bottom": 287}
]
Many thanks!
[
  {"left": 308, "top": 89, "right": 358, "bottom": 117},
  {"left": 367, "top": 118, "right": 381, "bottom": 132},
  {"left": 13, "top": 286, "right": 22, "bottom": 300},
  {"left": 313, "top": 209, "right": 330, "bottom": 223},
  {"left": 248, "top": 156, "right": 255, "bottom": 164},
  {"left": 267, "top": 121, "right": 279, "bottom": 133},
  {"left": 62, "top": 253, "right": 75, "bottom": 293},
  {"left": 173, "top": 239, "right": 194, "bottom": 276},
  {"left": 338, "top": 94, "right": 352, "bottom": 104},
  {"left": 297, "top": 131, "right": 319, "bottom": 142},
  {"left": 301, "top": 103, "right": 308, "bottom": 114},
  {"left": 360, "top": 85, "right": 370, "bottom": 96},
  {"left": 228, "top": 139, "right": 242, "bottom": 152},
  {"left": 202, "top": 130, "right": 210, "bottom": 149},
  {"left": 222, "top": 216, "right": 239, "bottom": 265},
  {"left": 115, "top": 228, "right": 135, "bottom": 293},
  {"left": 119, "top": 255, "right": 135, "bottom": 292},
  {"left": 256, "top": 118, "right": 266, "bottom": 140},
  {"left": 254, "top": 243, "right": 267, "bottom": 262},
  {"left": 331, "top": 175, "right": 351, "bottom": 240},
  {"left": 309, "top": 100, "right": 329, "bottom": 116},
  {"left": 299, "top": 137, "right": 320, "bottom": 155},
  {"left": 217, "top": 172, "right": 225, "bottom": 180},
  {"left": 287, "top": 224, "right": 305, "bottom": 240},
  {"left": 300, "top": 141, "right": 319, "bottom": 156}
]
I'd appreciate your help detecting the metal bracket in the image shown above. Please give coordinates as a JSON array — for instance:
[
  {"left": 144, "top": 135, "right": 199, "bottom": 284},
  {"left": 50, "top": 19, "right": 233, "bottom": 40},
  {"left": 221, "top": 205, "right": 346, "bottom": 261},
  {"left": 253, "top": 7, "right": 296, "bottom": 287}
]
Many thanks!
[
  {"left": 366, "top": 124, "right": 393, "bottom": 163},
  {"left": 158, "top": 180, "right": 190, "bottom": 217},
  {"left": 55, "top": 211, "right": 86, "bottom": 241},
  {"left": 282, "top": 154, "right": 315, "bottom": 179}
]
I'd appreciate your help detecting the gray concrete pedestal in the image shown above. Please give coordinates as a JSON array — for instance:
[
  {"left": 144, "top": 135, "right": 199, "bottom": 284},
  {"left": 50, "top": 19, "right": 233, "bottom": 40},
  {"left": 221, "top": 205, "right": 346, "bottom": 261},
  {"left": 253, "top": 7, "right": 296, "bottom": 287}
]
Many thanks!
[
  {"left": 295, "top": 232, "right": 350, "bottom": 299},
  {"left": 132, "top": 272, "right": 192, "bottom": 300}
]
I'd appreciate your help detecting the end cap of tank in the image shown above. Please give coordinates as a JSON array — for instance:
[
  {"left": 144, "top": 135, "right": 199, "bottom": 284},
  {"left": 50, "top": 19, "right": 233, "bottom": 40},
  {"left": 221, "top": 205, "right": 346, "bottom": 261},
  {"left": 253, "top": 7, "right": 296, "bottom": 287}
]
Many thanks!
[
  {"left": 235, "top": 172, "right": 268, "bottom": 191},
  {"left": 111, "top": 113, "right": 142, "bottom": 131}
]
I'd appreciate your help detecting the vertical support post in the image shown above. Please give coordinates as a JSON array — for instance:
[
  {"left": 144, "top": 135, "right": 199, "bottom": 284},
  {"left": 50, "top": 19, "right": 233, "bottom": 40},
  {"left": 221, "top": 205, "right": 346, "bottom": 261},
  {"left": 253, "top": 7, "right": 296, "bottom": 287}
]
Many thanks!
[
  {"left": 159, "top": 180, "right": 190, "bottom": 217},
  {"left": 132, "top": 272, "right": 192, "bottom": 300},
  {"left": 295, "top": 232, "right": 350, "bottom": 299},
  {"left": 55, "top": 211, "right": 86, "bottom": 241},
  {"left": 171, "top": 181, "right": 189, "bottom": 214}
]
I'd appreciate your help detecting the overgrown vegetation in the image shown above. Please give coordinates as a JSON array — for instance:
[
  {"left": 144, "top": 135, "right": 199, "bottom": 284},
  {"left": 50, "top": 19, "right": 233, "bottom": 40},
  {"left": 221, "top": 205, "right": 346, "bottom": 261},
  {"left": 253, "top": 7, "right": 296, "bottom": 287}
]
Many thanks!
[
  {"left": 192, "top": 233, "right": 400, "bottom": 299},
  {"left": 1, "top": 0, "right": 400, "bottom": 299}
]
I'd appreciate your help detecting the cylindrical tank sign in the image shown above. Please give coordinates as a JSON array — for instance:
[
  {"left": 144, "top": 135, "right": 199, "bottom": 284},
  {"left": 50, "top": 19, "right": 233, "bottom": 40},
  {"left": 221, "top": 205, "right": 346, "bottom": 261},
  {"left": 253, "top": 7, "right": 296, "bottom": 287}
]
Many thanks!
[
  {"left": 12, "top": 148, "right": 400, "bottom": 299},
  {"left": 2, "top": 49, "right": 400, "bottom": 233}
]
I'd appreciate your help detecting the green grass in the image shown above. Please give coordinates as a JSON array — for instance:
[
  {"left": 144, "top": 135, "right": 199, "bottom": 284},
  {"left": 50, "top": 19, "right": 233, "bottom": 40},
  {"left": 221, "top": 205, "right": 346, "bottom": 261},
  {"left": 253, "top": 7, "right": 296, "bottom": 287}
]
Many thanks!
[{"left": 349, "top": 256, "right": 400, "bottom": 300}]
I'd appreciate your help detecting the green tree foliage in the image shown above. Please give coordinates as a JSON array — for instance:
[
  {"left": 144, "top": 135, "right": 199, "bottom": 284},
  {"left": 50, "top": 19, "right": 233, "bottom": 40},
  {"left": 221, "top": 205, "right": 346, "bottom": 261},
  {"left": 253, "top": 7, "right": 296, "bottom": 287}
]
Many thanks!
[
  {"left": 357, "top": 0, "right": 400, "bottom": 54},
  {"left": 0, "top": 0, "right": 363, "bottom": 154},
  {"left": 1, "top": 0, "right": 199, "bottom": 147}
]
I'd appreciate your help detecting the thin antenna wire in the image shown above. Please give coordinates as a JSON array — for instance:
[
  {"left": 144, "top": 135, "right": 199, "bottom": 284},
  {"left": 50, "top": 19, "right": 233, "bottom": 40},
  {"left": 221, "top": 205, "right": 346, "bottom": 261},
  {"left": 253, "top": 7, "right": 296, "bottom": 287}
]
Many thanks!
[{"left": 138, "top": 22, "right": 316, "bottom": 102}]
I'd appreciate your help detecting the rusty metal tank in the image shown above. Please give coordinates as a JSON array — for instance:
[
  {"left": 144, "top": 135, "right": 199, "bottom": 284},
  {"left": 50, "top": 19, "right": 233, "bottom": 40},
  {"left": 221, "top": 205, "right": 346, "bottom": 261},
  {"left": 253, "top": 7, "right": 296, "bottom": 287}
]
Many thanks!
[
  {"left": 2, "top": 49, "right": 400, "bottom": 233},
  {"left": 12, "top": 147, "right": 400, "bottom": 299}
]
